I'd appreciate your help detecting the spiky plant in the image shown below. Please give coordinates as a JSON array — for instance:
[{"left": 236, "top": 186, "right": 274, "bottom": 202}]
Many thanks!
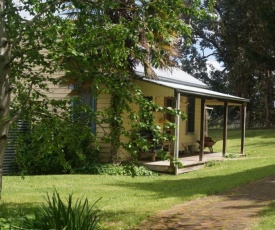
[{"left": 22, "top": 190, "right": 101, "bottom": 230}]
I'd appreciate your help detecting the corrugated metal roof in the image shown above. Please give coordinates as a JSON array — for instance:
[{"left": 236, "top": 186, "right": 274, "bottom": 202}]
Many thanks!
[
  {"left": 134, "top": 64, "right": 209, "bottom": 89},
  {"left": 144, "top": 79, "right": 249, "bottom": 103},
  {"left": 134, "top": 65, "right": 249, "bottom": 104}
]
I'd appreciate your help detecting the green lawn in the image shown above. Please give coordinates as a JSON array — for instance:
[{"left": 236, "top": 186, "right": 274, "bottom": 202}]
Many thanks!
[
  {"left": 253, "top": 201, "right": 275, "bottom": 230},
  {"left": 1, "top": 128, "right": 275, "bottom": 229}
]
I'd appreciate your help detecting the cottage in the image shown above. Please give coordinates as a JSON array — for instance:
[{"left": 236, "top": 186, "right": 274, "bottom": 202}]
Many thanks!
[
  {"left": 4, "top": 65, "right": 249, "bottom": 174},
  {"left": 93, "top": 65, "right": 249, "bottom": 174},
  {"left": 140, "top": 66, "right": 249, "bottom": 173}
]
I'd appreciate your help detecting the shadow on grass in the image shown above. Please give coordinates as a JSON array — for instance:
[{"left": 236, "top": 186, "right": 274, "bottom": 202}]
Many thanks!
[
  {"left": 107, "top": 164, "right": 275, "bottom": 203},
  {"left": 1, "top": 164, "right": 275, "bottom": 229},
  {"left": 0, "top": 203, "right": 40, "bottom": 229},
  {"left": 0, "top": 202, "right": 39, "bottom": 219},
  {"left": 258, "top": 202, "right": 275, "bottom": 217},
  {"left": 118, "top": 165, "right": 275, "bottom": 229},
  {"left": 255, "top": 201, "right": 275, "bottom": 229}
]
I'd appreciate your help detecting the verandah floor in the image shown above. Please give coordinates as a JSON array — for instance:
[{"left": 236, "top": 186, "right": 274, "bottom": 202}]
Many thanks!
[{"left": 140, "top": 152, "right": 245, "bottom": 174}]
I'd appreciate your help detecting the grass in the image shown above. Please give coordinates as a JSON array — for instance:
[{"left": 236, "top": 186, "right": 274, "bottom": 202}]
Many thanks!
[
  {"left": 1, "top": 128, "right": 275, "bottom": 229},
  {"left": 253, "top": 202, "right": 275, "bottom": 230}
]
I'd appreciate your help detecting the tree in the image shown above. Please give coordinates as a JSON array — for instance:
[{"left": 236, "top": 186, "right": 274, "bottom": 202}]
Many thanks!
[
  {"left": 54, "top": 0, "right": 213, "bottom": 163},
  {"left": 0, "top": 0, "right": 69, "bottom": 196},
  {"left": 181, "top": 0, "right": 275, "bottom": 128},
  {"left": 0, "top": 0, "right": 212, "bottom": 194}
]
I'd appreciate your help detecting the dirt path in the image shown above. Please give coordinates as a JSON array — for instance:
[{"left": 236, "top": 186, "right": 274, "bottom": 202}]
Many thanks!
[{"left": 135, "top": 175, "right": 275, "bottom": 230}]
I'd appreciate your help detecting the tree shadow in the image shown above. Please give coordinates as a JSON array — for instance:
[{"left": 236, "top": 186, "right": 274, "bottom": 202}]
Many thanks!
[
  {"left": 106, "top": 165, "right": 275, "bottom": 203},
  {"left": 122, "top": 165, "right": 275, "bottom": 229},
  {"left": 257, "top": 201, "right": 275, "bottom": 220},
  {"left": 0, "top": 202, "right": 40, "bottom": 219}
]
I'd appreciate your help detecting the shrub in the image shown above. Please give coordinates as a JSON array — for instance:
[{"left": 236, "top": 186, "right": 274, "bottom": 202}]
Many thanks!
[
  {"left": 22, "top": 190, "right": 101, "bottom": 230},
  {"left": 205, "top": 160, "right": 217, "bottom": 167},
  {"left": 224, "top": 153, "right": 237, "bottom": 158},
  {"left": 76, "top": 163, "right": 158, "bottom": 177},
  {"left": 14, "top": 115, "right": 100, "bottom": 175}
]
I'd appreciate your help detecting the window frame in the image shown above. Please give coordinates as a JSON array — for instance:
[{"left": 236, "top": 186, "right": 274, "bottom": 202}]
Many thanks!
[{"left": 71, "top": 85, "right": 97, "bottom": 134}]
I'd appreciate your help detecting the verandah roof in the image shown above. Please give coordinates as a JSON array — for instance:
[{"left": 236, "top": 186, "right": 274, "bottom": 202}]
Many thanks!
[
  {"left": 141, "top": 79, "right": 249, "bottom": 105},
  {"left": 134, "top": 65, "right": 249, "bottom": 104}
]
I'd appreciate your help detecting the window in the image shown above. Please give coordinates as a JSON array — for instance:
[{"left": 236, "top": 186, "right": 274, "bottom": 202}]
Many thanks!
[
  {"left": 140, "top": 96, "right": 153, "bottom": 122},
  {"left": 139, "top": 96, "right": 154, "bottom": 140},
  {"left": 164, "top": 97, "right": 174, "bottom": 135},
  {"left": 164, "top": 97, "right": 174, "bottom": 122},
  {"left": 72, "top": 85, "right": 97, "bottom": 134},
  {"left": 187, "top": 97, "right": 195, "bottom": 133}
]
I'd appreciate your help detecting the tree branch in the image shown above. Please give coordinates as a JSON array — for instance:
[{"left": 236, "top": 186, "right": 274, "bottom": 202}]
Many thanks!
[
  {"left": 11, "top": 0, "right": 67, "bottom": 46},
  {"left": 202, "top": 52, "right": 219, "bottom": 59}
]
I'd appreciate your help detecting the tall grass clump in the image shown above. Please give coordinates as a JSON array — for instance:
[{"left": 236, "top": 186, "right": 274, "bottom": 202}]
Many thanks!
[{"left": 22, "top": 190, "right": 101, "bottom": 230}]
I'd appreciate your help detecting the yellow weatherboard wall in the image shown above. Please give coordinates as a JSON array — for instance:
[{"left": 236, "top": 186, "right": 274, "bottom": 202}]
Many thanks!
[
  {"left": 137, "top": 80, "right": 174, "bottom": 97},
  {"left": 87, "top": 79, "right": 204, "bottom": 161}
]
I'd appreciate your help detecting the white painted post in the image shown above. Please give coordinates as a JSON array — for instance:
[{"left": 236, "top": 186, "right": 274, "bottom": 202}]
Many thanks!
[
  {"left": 173, "top": 91, "right": 181, "bottom": 175},
  {"left": 241, "top": 103, "right": 247, "bottom": 155}
]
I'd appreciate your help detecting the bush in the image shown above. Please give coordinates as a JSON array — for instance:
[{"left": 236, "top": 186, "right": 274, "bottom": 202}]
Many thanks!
[
  {"left": 76, "top": 163, "right": 158, "bottom": 177},
  {"left": 21, "top": 190, "right": 101, "bottom": 230},
  {"left": 14, "top": 116, "right": 100, "bottom": 175}
]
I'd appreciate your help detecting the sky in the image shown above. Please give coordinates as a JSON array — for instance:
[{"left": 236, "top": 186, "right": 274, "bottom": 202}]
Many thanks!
[
  {"left": 207, "top": 60, "right": 224, "bottom": 71},
  {"left": 14, "top": 0, "right": 32, "bottom": 19}
]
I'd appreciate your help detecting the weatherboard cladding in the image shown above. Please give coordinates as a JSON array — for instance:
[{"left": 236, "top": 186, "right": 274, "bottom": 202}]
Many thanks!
[{"left": 3, "top": 121, "right": 28, "bottom": 175}]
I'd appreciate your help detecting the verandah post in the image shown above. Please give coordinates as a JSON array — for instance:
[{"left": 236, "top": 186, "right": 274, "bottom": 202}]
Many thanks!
[
  {"left": 240, "top": 103, "right": 247, "bottom": 155},
  {"left": 223, "top": 101, "right": 228, "bottom": 156},
  {"left": 199, "top": 98, "right": 205, "bottom": 161},
  {"left": 173, "top": 91, "right": 181, "bottom": 175}
]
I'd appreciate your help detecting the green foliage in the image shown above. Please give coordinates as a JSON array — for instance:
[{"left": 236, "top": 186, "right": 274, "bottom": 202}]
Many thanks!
[
  {"left": 2, "top": 128, "right": 275, "bottom": 229},
  {"left": 0, "top": 191, "right": 101, "bottom": 230},
  {"left": 124, "top": 90, "right": 186, "bottom": 163},
  {"left": 76, "top": 163, "right": 158, "bottom": 177},
  {"left": 224, "top": 153, "right": 237, "bottom": 159},
  {"left": 50, "top": 0, "right": 206, "bottom": 163},
  {"left": 21, "top": 190, "right": 101, "bottom": 230},
  {"left": 170, "top": 157, "right": 184, "bottom": 168},
  {"left": 0, "top": 204, "right": 32, "bottom": 229},
  {"left": 0, "top": 0, "right": 77, "bottom": 193},
  {"left": 183, "top": 0, "right": 275, "bottom": 128},
  {"left": 4, "top": 1, "right": 69, "bottom": 122},
  {"left": 14, "top": 114, "right": 100, "bottom": 175},
  {"left": 205, "top": 160, "right": 217, "bottom": 167},
  {"left": 0, "top": 216, "right": 15, "bottom": 229}
]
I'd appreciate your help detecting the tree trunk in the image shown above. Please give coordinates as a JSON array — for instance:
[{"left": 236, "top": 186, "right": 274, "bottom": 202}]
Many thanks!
[{"left": 0, "top": 0, "right": 11, "bottom": 198}]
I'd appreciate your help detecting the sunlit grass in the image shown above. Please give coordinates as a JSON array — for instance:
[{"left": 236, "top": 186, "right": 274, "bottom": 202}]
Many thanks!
[
  {"left": 253, "top": 202, "right": 275, "bottom": 230},
  {"left": 209, "top": 128, "right": 275, "bottom": 157},
  {"left": 1, "top": 128, "right": 275, "bottom": 229}
]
